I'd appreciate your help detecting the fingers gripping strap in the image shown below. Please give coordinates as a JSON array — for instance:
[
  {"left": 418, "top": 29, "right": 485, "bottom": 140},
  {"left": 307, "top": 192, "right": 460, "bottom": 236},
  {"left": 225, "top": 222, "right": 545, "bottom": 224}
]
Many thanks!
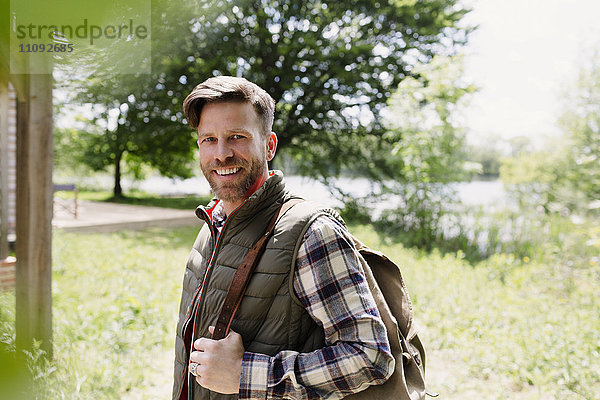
[{"left": 212, "top": 199, "right": 303, "bottom": 340}]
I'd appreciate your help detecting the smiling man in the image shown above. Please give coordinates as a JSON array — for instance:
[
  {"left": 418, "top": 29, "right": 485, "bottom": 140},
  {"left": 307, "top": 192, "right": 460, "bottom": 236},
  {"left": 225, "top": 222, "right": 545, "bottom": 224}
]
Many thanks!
[{"left": 173, "top": 76, "right": 394, "bottom": 400}]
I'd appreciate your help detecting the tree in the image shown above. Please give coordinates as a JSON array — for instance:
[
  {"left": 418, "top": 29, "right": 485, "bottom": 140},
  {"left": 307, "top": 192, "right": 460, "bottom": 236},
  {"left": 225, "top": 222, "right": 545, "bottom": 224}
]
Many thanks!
[
  {"left": 191, "top": 0, "right": 470, "bottom": 176},
  {"left": 61, "top": 76, "right": 197, "bottom": 197},
  {"left": 69, "top": 0, "right": 471, "bottom": 194},
  {"left": 56, "top": 1, "right": 207, "bottom": 197},
  {"left": 357, "top": 55, "right": 475, "bottom": 248},
  {"left": 64, "top": 0, "right": 472, "bottom": 195}
]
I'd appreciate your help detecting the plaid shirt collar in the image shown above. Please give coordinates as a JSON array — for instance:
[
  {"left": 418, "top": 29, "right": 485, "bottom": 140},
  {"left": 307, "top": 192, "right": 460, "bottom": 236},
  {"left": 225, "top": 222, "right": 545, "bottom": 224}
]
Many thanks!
[{"left": 211, "top": 201, "right": 227, "bottom": 231}]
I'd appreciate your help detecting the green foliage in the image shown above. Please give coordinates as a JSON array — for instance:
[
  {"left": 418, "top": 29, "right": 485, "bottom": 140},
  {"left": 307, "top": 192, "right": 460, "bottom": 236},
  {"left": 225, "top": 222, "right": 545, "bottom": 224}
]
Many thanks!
[
  {"left": 69, "top": 96, "right": 197, "bottom": 197},
  {"left": 183, "top": 0, "right": 470, "bottom": 178},
  {"left": 384, "top": 56, "right": 473, "bottom": 183},
  {"left": 500, "top": 147, "right": 573, "bottom": 213},
  {"left": 53, "top": 127, "right": 94, "bottom": 175},
  {"left": 363, "top": 55, "right": 475, "bottom": 248},
  {"left": 338, "top": 196, "right": 373, "bottom": 225},
  {"left": 49, "top": 0, "right": 208, "bottom": 196},
  {"left": 64, "top": 0, "right": 471, "bottom": 190},
  {"left": 440, "top": 206, "right": 600, "bottom": 265},
  {"left": 463, "top": 135, "right": 534, "bottom": 180}
]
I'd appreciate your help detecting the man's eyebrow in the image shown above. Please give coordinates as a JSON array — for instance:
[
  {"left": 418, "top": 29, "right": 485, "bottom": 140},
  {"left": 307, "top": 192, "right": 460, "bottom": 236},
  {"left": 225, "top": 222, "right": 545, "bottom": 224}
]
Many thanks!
[{"left": 198, "top": 128, "right": 252, "bottom": 136}]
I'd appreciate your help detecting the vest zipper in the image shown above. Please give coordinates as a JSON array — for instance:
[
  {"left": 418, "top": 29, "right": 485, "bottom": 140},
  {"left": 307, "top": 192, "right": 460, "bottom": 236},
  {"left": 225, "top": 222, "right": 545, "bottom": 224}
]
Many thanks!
[
  {"left": 177, "top": 202, "right": 246, "bottom": 400},
  {"left": 180, "top": 214, "right": 216, "bottom": 340}
]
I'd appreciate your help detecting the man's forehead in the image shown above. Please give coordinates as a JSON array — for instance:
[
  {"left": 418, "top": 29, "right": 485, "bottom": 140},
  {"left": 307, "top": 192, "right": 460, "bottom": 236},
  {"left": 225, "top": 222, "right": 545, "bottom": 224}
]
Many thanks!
[
  {"left": 197, "top": 101, "right": 261, "bottom": 134},
  {"left": 202, "top": 100, "right": 254, "bottom": 113},
  {"left": 199, "top": 101, "right": 257, "bottom": 120}
]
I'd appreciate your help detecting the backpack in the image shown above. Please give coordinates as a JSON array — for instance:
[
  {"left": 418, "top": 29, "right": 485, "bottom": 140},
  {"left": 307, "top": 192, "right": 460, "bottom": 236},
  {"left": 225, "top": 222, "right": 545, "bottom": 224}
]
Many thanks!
[{"left": 346, "top": 235, "right": 429, "bottom": 400}]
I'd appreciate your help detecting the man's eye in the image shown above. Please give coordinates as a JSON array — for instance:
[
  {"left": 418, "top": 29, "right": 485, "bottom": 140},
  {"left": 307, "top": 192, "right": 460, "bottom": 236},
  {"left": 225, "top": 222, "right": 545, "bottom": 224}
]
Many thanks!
[
  {"left": 202, "top": 137, "right": 216, "bottom": 143},
  {"left": 231, "top": 134, "right": 245, "bottom": 140}
]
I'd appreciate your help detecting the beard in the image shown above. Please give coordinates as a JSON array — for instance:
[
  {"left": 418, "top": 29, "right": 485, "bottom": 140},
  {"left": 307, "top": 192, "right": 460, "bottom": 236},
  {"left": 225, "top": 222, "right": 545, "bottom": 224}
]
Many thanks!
[{"left": 201, "top": 154, "right": 266, "bottom": 204}]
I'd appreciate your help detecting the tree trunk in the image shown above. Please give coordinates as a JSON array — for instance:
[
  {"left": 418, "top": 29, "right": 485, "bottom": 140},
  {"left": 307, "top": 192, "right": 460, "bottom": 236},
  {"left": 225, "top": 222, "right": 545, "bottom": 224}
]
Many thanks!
[{"left": 113, "top": 151, "right": 123, "bottom": 198}]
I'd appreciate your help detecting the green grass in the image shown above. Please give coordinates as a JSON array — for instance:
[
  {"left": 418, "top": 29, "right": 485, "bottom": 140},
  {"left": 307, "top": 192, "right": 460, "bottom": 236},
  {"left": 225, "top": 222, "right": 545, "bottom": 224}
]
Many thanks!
[
  {"left": 351, "top": 221, "right": 600, "bottom": 400},
  {"left": 1, "top": 218, "right": 598, "bottom": 399},
  {"left": 1, "top": 226, "right": 199, "bottom": 399}
]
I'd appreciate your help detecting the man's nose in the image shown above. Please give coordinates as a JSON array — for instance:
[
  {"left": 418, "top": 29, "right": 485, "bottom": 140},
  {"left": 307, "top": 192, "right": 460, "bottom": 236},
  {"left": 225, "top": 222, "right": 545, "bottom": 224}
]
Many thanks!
[{"left": 214, "top": 140, "right": 234, "bottom": 162}]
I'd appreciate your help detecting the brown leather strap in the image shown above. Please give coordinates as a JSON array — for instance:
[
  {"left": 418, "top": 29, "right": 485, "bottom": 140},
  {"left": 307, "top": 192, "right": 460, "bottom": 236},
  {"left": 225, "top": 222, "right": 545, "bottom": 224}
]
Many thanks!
[{"left": 212, "top": 199, "right": 303, "bottom": 340}]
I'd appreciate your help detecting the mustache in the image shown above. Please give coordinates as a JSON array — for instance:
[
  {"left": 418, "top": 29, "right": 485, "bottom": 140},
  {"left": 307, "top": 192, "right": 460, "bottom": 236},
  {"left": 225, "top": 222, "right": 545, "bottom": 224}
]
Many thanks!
[{"left": 204, "top": 158, "right": 248, "bottom": 170}]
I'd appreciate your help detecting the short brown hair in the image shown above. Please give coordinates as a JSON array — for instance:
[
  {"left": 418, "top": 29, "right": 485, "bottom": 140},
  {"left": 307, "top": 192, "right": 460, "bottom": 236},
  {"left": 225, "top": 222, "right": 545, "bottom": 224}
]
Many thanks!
[{"left": 183, "top": 76, "right": 275, "bottom": 135}]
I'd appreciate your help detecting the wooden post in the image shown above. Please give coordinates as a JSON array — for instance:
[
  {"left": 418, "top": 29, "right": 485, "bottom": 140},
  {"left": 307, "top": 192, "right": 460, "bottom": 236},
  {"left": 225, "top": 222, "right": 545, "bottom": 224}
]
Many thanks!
[
  {"left": 0, "top": 78, "right": 9, "bottom": 260},
  {"left": 15, "top": 72, "right": 53, "bottom": 357}
]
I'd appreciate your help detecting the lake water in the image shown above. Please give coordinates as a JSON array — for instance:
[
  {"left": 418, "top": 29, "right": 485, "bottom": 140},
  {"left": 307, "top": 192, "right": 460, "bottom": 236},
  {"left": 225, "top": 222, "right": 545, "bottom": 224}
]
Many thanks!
[{"left": 123, "top": 175, "right": 508, "bottom": 209}]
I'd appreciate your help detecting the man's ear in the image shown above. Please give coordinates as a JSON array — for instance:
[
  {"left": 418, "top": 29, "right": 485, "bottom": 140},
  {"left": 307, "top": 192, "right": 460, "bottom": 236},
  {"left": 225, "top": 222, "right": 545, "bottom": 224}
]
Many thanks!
[{"left": 266, "top": 132, "right": 278, "bottom": 161}]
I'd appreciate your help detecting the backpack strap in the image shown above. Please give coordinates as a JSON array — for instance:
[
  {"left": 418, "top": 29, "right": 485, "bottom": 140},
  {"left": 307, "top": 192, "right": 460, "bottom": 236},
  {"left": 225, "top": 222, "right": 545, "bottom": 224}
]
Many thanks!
[{"left": 211, "top": 199, "right": 303, "bottom": 340}]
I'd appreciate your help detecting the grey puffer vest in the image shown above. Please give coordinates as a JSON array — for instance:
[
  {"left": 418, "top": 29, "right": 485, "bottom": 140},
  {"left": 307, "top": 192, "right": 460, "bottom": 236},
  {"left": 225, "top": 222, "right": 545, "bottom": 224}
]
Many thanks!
[{"left": 173, "top": 172, "right": 341, "bottom": 400}]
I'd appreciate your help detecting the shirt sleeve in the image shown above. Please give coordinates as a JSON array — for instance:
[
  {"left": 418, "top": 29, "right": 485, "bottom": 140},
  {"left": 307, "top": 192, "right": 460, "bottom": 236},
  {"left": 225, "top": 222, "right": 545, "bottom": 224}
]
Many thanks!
[{"left": 239, "top": 215, "right": 395, "bottom": 399}]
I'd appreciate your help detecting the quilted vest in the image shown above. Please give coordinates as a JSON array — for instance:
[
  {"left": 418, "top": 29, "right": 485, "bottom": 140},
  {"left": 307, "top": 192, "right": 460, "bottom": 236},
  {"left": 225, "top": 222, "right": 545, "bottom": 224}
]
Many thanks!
[{"left": 173, "top": 171, "right": 341, "bottom": 400}]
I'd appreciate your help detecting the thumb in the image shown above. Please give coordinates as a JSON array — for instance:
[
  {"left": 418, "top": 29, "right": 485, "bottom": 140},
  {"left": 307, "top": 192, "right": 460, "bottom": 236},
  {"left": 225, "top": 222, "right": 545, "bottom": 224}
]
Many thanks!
[{"left": 208, "top": 325, "right": 232, "bottom": 338}]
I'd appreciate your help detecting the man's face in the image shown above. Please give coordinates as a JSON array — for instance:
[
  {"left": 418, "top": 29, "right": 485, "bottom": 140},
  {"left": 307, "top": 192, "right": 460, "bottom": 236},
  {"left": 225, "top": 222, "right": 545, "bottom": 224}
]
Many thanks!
[{"left": 196, "top": 101, "right": 275, "bottom": 209}]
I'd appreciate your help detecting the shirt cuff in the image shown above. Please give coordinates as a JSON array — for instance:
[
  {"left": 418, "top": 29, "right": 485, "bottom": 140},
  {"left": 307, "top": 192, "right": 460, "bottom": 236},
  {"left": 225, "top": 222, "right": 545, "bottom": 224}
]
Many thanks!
[{"left": 239, "top": 352, "right": 270, "bottom": 400}]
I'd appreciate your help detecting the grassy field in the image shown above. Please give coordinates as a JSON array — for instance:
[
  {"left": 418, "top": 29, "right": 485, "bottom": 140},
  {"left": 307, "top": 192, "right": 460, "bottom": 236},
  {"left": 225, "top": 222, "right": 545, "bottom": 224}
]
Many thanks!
[
  {"left": 1, "top": 227, "right": 197, "bottom": 399},
  {"left": 1, "top": 218, "right": 598, "bottom": 399},
  {"left": 351, "top": 223, "right": 599, "bottom": 400}
]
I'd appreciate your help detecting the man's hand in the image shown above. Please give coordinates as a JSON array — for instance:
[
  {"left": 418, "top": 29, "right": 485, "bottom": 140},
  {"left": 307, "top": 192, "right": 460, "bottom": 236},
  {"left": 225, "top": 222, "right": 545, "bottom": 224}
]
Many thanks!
[{"left": 189, "top": 326, "right": 245, "bottom": 394}]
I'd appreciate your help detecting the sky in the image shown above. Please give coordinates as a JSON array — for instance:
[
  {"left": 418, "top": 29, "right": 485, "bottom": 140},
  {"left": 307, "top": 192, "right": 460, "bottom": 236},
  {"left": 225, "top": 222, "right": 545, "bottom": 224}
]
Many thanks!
[{"left": 461, "top": 0, "right": 600, "bottom": 145}]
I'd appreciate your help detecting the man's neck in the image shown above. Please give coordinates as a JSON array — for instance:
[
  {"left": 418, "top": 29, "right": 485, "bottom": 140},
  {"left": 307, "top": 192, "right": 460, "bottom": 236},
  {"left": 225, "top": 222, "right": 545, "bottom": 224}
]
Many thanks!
[{"left": 222, "top": 200, "right": 244, "bottom": 217}]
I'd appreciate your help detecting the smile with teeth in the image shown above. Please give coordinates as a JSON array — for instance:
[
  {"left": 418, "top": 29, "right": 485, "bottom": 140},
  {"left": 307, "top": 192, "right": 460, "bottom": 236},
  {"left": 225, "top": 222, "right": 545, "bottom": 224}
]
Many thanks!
[{"left": 215, "top": 167, "right": 241, "bottom": 176}]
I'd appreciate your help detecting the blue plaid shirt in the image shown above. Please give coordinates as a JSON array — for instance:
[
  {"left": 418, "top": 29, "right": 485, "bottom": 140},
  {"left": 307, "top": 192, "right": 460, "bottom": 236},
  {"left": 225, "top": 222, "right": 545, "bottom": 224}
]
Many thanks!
[{"left": 236, "top": 215, "right": 394, "bottom": 399}]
